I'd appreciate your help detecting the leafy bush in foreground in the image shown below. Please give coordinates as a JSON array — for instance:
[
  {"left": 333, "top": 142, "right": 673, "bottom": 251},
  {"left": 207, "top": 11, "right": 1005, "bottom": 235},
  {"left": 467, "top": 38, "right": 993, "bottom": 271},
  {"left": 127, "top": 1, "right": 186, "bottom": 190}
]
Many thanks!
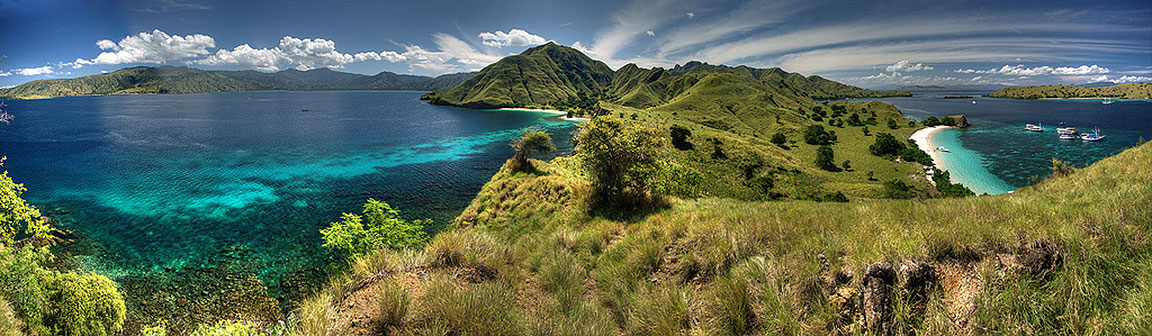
[{"left": 320, "top": 199, "right": 429, "bottom": 258}]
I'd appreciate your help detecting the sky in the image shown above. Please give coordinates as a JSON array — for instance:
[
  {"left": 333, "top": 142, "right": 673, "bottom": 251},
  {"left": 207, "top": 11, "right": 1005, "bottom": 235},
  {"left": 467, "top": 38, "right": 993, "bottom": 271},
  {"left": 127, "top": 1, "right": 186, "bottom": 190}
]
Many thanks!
[{"left": 0, "top": 0, "right": 1150, "bottom": 89}]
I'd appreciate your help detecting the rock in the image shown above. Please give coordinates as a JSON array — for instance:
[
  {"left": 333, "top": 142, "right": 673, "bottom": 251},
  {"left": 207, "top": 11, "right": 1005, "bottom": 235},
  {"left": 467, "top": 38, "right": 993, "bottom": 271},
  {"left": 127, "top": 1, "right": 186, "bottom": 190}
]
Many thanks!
[
  {"left": 1021, "top": 240, "right": 1062, "bottom": 279},
  {"left": 859, "top": 262, "right": 896, "bottom": 335},
  {"left": 898, "top": 261, "right": 937, "bottom": 296}
]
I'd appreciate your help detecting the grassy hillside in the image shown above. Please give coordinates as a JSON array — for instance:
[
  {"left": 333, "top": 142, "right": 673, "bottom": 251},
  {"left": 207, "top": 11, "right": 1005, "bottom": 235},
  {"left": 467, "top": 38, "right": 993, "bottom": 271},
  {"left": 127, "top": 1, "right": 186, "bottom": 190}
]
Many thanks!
[
  {"left": 425, "top": 44, "right": 909, "bottom": 111},
  {"left": 288, "top": 140, "right": 1150, "bottom": 336},
  {"left": 987, "top": 83, "right": 1152, "bottom": 99},
  {"left": 0, "top": 66, "right": 475, "bottom": 98},
  {"left": 425, "top": 42, "right": 615, "bottom": 108}
]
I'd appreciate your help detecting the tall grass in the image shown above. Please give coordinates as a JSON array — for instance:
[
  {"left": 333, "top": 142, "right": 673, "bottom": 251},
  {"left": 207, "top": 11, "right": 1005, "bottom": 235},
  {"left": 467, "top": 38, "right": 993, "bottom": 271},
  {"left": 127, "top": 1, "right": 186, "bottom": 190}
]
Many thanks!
[{"left": 420, "top": 277, "right": 522, "bottom": 335}]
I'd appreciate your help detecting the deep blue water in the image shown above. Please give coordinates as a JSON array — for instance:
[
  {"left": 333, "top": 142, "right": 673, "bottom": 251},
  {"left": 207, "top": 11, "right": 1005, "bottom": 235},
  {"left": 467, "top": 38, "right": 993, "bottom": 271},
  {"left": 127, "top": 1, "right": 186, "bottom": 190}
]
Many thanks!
[
  {"left": 0, "top": 91, "right": 578, "bottom": 282},
  {"left": 874, "top": 91, "right": 1152, "bottom": 194}
]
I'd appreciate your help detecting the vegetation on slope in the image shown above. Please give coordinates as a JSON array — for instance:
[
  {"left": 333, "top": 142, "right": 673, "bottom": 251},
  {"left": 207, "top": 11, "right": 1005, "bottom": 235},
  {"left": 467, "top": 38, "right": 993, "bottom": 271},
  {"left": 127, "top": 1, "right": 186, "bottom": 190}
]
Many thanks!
[
  {"left": 425, "top": 43, "right": 910, "bottom": 111},
  {"left": 288, "top": 139, "right": 1150, "bottom": 336},
  {"left": 987, "top": 83, "right": 1152, "bottom": 99},
  {"left": 0, "top": 66, "right": 476, "bottom": 99}
]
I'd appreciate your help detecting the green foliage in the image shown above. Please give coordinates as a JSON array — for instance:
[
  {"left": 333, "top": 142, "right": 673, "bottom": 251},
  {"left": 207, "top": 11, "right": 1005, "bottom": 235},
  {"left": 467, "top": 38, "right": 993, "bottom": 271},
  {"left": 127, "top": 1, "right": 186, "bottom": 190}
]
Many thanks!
[
  {"left": 815, "top": 145, "right": 838, "bottom": 171},
  {"left": 320, "top": 199, "right": 429, "bottom": 258},
  {"left": 0, "top": 298, "right": 23, "bottom": 336},
  {"left": 922, "top": 116, "right": 939, "bottom": 127},
  {"left": 869, "top": 133, "right": 904, "bottom": 157},
  {"left": 48, "top": 272, "right": 126, "bottom": 336},
  {"left": 189, "top": 321, "right": 259, "bottom": 336},
  {"left": 881, "top": 179, "right": 917, "bottom": 199},
  {"left": 574, "top": 117, "right": 666, "bottom": 199},
  {"left": 670, "top": 125, "right": 692, "bottom": 148},
  {"left": 770, "top": 132, "right": 787, "bottom": 147},
  {"left": 139, "top": 322, "right": 168, "bottom": 336},
  {"left": 803, "top": 125, "right": 836, "bottom": 145},
  {"left": 1050, "top": 157, "right": 1075, "bottom": 178},
  {"left": 0, "top": 157, "right": 50, "bottom": 244},
  {"left": 510, "top": 129, "right": 555, "bottom": 168},
  {"left": 888, "top": 118, "right": 899, "bottom": 129},
  {"left": 932, "top": 168, "right": 976, "bottom": 197}
]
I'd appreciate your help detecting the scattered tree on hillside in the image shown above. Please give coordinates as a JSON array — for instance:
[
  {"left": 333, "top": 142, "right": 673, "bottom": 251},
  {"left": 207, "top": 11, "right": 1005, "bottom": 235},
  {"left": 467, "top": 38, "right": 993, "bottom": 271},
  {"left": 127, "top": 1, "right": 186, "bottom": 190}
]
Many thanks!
[
  {"left": 887, "top": 118, "right": 898, "bottom": 129},
  {"left": 922, "top": 116, "right": 940, "bottom": 127},
  {"left": 869, "top": 133, "right": 905, "bottom": 157},
  {"left": 770, "top": 132, "right": 788, "bottom": 147},
  {"left": 815, "top": 145, "right": 838, "bottom": 171},
  {"left": 575, "top": 117, "right": 665, "bottom": 200},
  {"left": 670, "top": 125, "right": 692, "bottom": 149},
  {"left": 510, "top": 129, "right": 555, "bottom": 169},
  {"left": 804, "top": 125, "right": 836, "bottom": 145}
]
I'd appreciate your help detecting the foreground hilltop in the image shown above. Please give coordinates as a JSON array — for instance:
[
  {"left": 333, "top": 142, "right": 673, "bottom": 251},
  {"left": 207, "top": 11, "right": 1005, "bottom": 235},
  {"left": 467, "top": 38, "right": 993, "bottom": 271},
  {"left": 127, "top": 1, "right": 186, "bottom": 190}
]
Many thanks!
[
  {"left": 0, "top": 66, "right": 476, "bottom": 98},
  {"left": 422, "top": 42, "right": 909, "bottom": 110},
  {"left": 987, "top": 82, "right": 1152, "bottom": 99}
]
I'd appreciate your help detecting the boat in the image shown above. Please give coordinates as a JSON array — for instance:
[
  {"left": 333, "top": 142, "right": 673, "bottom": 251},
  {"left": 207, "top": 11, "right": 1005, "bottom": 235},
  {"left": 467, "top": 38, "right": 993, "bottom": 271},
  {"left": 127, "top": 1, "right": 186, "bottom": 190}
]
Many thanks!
[
  {"left": 1102, "top": 99, "right": 1115, "bottom": 105},
  {"left": 1025, "top": 123, "right": 1043, "bottom": 132},
  {"left": 1057, "top": 127, "right": 1078, "bottom": 135},
  {"left": 1059, "top": 134, "right": 1077, "bottom": 140},
  {"left": 1081, "top": 128, "right": 1106, "bottom": 141},
  {"left": 936, "top": 146, "right": 950, "bottom": 152},
  {"left": 972, "top": 100, "right": 977, "bottom": 104}
]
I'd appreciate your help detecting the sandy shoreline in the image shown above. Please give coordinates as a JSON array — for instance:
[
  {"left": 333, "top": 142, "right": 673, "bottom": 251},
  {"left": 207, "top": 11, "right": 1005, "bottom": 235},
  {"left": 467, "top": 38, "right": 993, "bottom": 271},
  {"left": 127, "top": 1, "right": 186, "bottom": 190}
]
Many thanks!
[
  {"left": 495, "top": 108, "right": 591, "bottom": 121},
  {"left": 909, "top": 126, "right": 955, "bottom": 169}
]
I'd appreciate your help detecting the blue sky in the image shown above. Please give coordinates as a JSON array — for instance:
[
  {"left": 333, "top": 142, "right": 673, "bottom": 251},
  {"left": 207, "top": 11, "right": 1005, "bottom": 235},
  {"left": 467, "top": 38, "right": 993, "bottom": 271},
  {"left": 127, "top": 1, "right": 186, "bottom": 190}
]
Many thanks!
[{"left": 1, "top": 0, "right": 1149, "bottom": 89}]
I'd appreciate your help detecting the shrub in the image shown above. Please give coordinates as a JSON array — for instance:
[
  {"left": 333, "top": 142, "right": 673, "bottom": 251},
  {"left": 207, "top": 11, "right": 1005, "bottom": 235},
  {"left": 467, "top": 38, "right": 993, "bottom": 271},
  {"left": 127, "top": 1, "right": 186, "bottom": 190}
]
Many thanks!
[
  {"left": 422, "top": 279, "right": 522, "bottom": 335},
  {"left": 881, "top": 179, "right": 917, "bottom": 199},
  {"left": 377, "top": 281, "right": 409, "bottom": 329},
  {"left": 803, "top": 125, "right": 834, "bottom": 145},
  {"left": 48, "top": 272, "right": 126, "bottom": 336},
  {"left": 1049, "top": 157, "right": 1075, "bottom": 178},
  {"left": 922, "top": 116, "right": 939, "bottom": 127},
  {"left": 510, "top": 129, "right": 554, "bottom": 169},
  {"left": 815, "top": 145, "right": 838, "bottom": 171},
  {"left": 770, "top": 132, "right": 787, "bottom": 147},
  {"left": 1, "top": 157, "right": 51, "bottom": 244},
  {"left": 574, "top": 117, "right": 665, "bottom": 200},
  {"left": 628, "top": 286, "right": 696, "bottom": 335},
  {"left": 932, "top": 168, "right": 976, "bottom": 197},
  {"left": 842, "top": 160, "right": 852, "bottom": 170},
  {"left": 190, "top": 321, "right": 259, "bottom": 336},
  {"left": 862, "top": 126, "right": 871, "bottom": 136},
  {"left": 320, "top": 199, "right": 428, "bottom": 258},
  {"left": 869, "top": 133, "right": 904, "bottom": 157},
  {"left": 670, "top": 125, "right": 692, "bottom": 149}
]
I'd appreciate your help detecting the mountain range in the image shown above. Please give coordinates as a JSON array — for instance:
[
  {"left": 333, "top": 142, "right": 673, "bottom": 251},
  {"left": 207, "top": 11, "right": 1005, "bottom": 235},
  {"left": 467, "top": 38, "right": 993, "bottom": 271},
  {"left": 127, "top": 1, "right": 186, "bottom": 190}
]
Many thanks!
[
  {"left": 422, "top": 42, "right": 910, "bottom": 110},
  {"left": 0, "top": 66, "right": 476, "bottom": 98}
]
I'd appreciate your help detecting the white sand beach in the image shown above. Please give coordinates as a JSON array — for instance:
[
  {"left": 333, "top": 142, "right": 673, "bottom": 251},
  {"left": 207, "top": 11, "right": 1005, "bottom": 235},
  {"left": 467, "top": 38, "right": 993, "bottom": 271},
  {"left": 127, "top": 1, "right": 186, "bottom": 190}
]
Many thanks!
[
  {"left": 909, "top": 126, "right": 955, "bottom": 168},
  {"left": 496, "top": 108, "right": 591, "bottom": 121}
]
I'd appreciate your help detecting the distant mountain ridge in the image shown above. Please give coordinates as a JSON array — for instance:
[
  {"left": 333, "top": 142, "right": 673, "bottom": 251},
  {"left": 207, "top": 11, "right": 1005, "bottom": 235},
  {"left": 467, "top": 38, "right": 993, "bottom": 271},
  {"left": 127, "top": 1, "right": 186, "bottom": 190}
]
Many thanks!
[
  {"left": 0, "top": 66, "right": 476, "bottom": 98},
  {"left": 986, "top": 83, "right": 1152, "bottom": 99},
  {"left": 422, "top": 42, "right": 910, "bottom": 110}
]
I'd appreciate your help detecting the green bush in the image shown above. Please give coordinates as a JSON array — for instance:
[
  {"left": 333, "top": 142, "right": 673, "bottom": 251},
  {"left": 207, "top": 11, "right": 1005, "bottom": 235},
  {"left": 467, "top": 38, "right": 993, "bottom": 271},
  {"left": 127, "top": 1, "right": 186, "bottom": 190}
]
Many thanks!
[
  {"left": 815, "top": 145, "right": 838, "bottom": 171},
  {"left": 803, "top": 125, "right": 835, "bottom": 145},
  {"left": 510, "top": 129, "right": 554, "bottom": 169},
  {"left": 770, "top": 132, "right": 787, "bottom": 147},
  {"left": 869, "top": 133, "right": 904, "bottom": 157},
  {"left": 0, "top": 298, "right": 23, "bottom": 336},
  {"left": 0, "top": 245, "right": 53, "bottom": 334},
  {"left": 670, "top": 125, "right": 692, "bottom": 148},
  {"left": 190, "top": 321, "right": 259, "bottom": 336},
  {"left": 321, "top": 199, "right": 428, "bottom": 258},
  {"left": 881, "top": 179, "right": 917, "bottom": 199},
  {"left": 574, "top": 117, "right": 665, "bottom": 199},
  {"left": 48, "top": 272, "right": 126, "bottom": 336}
]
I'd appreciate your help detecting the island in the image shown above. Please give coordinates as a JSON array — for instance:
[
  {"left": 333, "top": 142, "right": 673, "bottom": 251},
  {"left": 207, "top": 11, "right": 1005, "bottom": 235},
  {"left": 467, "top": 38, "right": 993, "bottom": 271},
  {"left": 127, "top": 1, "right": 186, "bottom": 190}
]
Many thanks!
[{"left": 986, "top": 83, "right": 1151, "bottom": 99}]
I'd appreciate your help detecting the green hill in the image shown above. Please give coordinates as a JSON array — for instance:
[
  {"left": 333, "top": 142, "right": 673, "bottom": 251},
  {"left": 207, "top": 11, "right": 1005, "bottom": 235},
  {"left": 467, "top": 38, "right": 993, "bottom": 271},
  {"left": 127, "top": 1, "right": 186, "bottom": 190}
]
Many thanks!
[
  {"left": 0, "top": 66, "right": 475, "bottom": 98},
  {"left": 987, "top": 83, "right": 1152, "bottom": 99},
  {"left": 425, "top": 44, "right": 909, "bottom": 111}
]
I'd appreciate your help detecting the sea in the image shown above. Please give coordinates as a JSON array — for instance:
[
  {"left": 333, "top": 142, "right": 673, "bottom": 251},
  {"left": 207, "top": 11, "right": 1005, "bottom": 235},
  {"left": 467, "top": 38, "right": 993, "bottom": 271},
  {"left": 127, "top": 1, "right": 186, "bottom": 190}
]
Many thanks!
[
  {"left": 871, "top": 91, "right": 1152, "bottom": 195},
  {"left": 0, "top": 91, "right": 579, "bottom": 290}
]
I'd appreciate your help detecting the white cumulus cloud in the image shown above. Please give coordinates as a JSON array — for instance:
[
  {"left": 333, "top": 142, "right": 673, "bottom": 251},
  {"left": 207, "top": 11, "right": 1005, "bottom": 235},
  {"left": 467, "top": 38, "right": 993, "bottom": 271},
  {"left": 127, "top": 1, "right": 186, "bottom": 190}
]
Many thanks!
[
  {"left": 196, "top": 44, "right": 286, "bottom": 71},
  {"left": 1051, "top": 64, "right": 1109, "bottom": 75},
  {"left": 884, "top": 60, "right": 933, "bottom": 72},
  {"left": 0, "top": 66, "right": 56, "bottom": 76},
  {"left": 955, "top": 64, "right": 1110, "bottom": 77},
  {"left": 1091, "top": 75, "right": 1152, "bottom": 83},
  {"left": 196, "top": 36, "right": 408, "bottom": 71},
  {"left": 478, "top": 29, "right": 547, "bottom": 47},
  {"left": 89, "top": 29, "right": 215, "bottom": 64}
]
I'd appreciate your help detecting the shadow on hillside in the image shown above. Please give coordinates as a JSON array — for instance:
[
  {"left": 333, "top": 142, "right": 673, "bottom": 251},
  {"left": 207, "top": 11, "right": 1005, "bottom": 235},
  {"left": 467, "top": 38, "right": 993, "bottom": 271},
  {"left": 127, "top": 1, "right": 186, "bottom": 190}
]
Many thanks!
[{"left": 587, "top": 192, "right": 671, "bottom": 222}]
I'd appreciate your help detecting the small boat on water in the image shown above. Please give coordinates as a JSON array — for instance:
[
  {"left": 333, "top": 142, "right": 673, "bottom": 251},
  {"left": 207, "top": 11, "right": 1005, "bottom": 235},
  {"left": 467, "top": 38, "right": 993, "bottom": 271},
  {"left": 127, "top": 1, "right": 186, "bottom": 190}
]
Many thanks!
[
  {"left": 1059, "top": 134, "right": 1077, "bottom": 140},
  {"left": 1080, "top": 128, "right": 1106, "bottom": 141},
  {"left": 936, "top": 146, "right": 949, "bottom": 152},
  {"left": 1057, "top": 127, "right": 1078, "bottom": 135},
  {"left": 1102, "top": 99, "right": 1115, "bottom": 105},
  {"left": 972, "top": 100, "right": 977, "bottom": 104},
  {"left": 1025, "top": 123, "right": 1043, "bottom": 132}
]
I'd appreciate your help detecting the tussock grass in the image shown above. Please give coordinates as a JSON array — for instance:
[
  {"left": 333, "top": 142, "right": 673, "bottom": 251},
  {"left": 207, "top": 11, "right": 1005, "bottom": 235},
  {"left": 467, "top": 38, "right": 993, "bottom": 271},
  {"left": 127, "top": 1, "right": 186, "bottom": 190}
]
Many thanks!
[{"left": 420, "top": 277, "right": 523, "bottom": 335}]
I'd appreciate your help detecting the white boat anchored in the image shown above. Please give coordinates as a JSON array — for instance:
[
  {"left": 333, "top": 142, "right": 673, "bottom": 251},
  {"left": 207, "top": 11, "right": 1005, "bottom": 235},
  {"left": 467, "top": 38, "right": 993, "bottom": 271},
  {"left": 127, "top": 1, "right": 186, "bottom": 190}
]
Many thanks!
[
  {"left": 1059, "top": 134, "right": 1077, "bottom": 140},
  {"left": 1102, "top": 99, "right": 1115, "bottom": 105},
  {"left": 1081, "top": 128, "right": 1106, "bottom": 141},
  {"left": 1057, "top": 127, "right": 1078, "bottom": 135},
  {"left": 936, "top": 146, "right": 950, "bottom": 152},
  {"left": 1025, "top": 123, "right": 1043, "bottom": 132}
]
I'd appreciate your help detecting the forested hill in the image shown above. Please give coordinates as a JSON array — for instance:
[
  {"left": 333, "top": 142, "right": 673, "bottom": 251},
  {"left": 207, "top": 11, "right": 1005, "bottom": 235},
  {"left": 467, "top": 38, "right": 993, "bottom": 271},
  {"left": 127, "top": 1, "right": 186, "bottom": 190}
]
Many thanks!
[
  {"left": 421, "top": 42, "right": 910, "bottom": 110},
  {"left": 0, "top": 66, "right": 476, "bottom": 98},
  {"left": 986, "top": 83, "right": 1152, "bottom": 99}
]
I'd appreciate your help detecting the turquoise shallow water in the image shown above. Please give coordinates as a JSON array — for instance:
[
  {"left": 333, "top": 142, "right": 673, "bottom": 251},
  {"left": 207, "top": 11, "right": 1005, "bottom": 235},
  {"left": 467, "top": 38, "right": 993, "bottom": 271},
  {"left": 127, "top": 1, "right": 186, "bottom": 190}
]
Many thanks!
[
  {"left": 0, "top": 91, "right": 578, "bottom": 286},
  {"left": 873, "top": 91, "right": 1152, "bottom": 194}
]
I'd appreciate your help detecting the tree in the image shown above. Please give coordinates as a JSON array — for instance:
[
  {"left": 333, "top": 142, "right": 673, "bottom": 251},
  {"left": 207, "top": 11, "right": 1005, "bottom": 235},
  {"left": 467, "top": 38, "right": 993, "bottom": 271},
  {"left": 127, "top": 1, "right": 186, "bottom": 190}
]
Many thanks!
[
  {"left": 862, "top": 126, "right": 871, "bottom": 136},
  {"left": 804, "top": 125, "right": 834, "bottom": 145},
  {"left": 510, "top": 129, "right": 555, "bottom": 169},
  {"left": 670, "top": 125, "right": 692, "bottom": 149},
  {"left": 956, "top": 115, "right": 968, "bottom": 127},
  {"left": 922, "top": 116, "right": 939, "bottom": 127},
  {"left": 48, "top": 273, "right": 126, "bottom": 336},
  {"left": 575, "top": 117, "right": 665, "bottom": 199},
  {"left": 847, "top": 113, "right": 863, "bottom": 126},
  {"left": 939, "top": 116, "right": 955, "bottom": 126},
  {"left": 887, "top": 118, "right": 898, "bottom": 129},
  {"left": 320, "top": 199, "right": 429, "bottom": 258},
  {"left": 842, "top": 160, "right": 852, "bottom": 170},
  {"left": 815, "top": 145, "right": 838, "bottom": 171},
  {"left": 770, "top": 132, "right": 788, "bottom": 147},
  {"left": 869, "top": 133, "right": 905, "bottom": 157},
  {"left": 1, "top": 157, "right": 50, "bottom": 244}
]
